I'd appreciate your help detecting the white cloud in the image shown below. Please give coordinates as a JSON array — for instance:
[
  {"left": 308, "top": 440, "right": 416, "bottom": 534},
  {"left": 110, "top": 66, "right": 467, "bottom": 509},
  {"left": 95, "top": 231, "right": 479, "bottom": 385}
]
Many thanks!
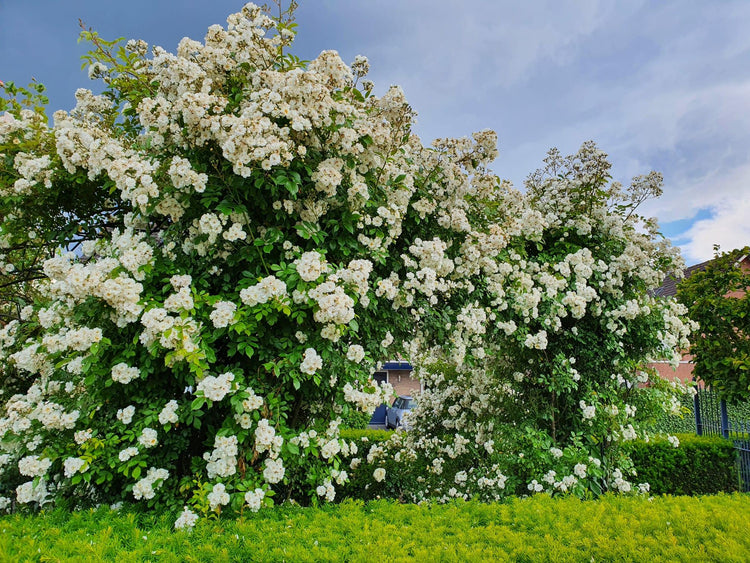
[{"left": 681, "top": 200, "right": 750, "bottom": 263}]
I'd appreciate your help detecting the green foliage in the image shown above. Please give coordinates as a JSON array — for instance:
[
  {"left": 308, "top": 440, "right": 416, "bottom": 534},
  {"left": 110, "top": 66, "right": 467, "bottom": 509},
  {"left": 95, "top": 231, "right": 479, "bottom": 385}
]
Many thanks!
[
  {"left": 339, "top": 428, "right": 392, "bottom": 442},
  {"left": 338, "top": 409, "right": 371, "bottom": 430},
  {"left": 677, "top": 246, "right": 750, "bottom": 403},
  {"left": 648, "top": 390, "right": 750, "bottom": 435},
  {"left": 3, "top": 495, "right": 750, "bottom": 561},
  {"left": 338, "top": 429, "right": 418, "bottom": 501},
  {"left": 403, "top": 143, "right": 693, "bottom": 501},
  {"left": 629, "top": 434, "right": 739, "bottom": 495},
  {"left": 647, "top": 392, "right": 697, "bottom": 434},
  {"left": 1, "top": 1, "right": 507, "bottom": 516}
]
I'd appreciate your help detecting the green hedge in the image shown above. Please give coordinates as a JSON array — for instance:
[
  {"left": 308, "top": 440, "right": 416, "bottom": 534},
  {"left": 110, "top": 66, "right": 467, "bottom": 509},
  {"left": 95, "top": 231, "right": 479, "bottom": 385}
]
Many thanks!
[
  {"left": 339, "top": 428, "right": 392, "bottom": 442},
  {"left": 340, "top": 430, "right": 741, "bottom": 499},
  {"left": 630, "top": 433, "right": 739, "bottom": 495},
  {"left": 648, "top": 391, "right": 750, "bottom": 435},
  {"left": 2, "top": 495, "right": 750, "bottom": 561}
]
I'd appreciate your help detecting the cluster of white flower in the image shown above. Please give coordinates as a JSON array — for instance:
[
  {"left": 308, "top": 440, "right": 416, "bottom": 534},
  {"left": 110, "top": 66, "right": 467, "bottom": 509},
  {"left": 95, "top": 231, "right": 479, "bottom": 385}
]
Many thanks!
[
  {"left": 320, "top": 438, "right": 341, "bottom": 460},
  {"left": 308, "top": 281, "right": 356, "bottom": 329},
  {"left": 42, "top": 251, "right": 144, "bottom": 327},
  {"left": 174, "top": 506, "right": 199, "bottom": 530},
  {"left": 244, "top": 488, "right": 265, "bottom": 512},
  {"left": 204, "top": 435, "right": 238, "bottom": 479},
  {"left": 240, "top": 275, "right": 287, "bottom": 307},
  {"left": 111, "top": 363, "right": 141, "bottom": 385},
  {"left": 117, "top": 405, "right": 135, "bottom": 425},
  {"left": 138, "top": 428, "right": 159, "bottom": 449},
  {"left": 580, "top": 401, "right": 596, "bottom": 420},
  {"left": 609, "top": 468, "right": 632, "bottom": 493},
  {"left": 207, "top": 482, "right": 231, "bottom": 510},
  {"left": 299, "top": 348, "right": 322, "bottom": 376},
  {"left": 346, "top": 344, "right": 365, "bottom": 364},
  {"left": 316, "top": 478, "right": 336, "bottom": 501},
  {"left": 242, "top": 387, "right": 263, "bottom": 411},
  {"left": 164, "top": 287, "right": 194, "bottom": 312},
  {"left": 197, "top": 372, "right": 235, "bottom": 402},
  {"left": 16, "top": 479, "right": 49, "bottom": 505},
  {"left": 294, "top": 251, "right": 328, "bottom": 282},
  {"left": 210, "top": 301, "right": 237, "bottom": 328},
  {"left": 63, "top": 457, "right": 86, "bottom": 478},
  {"left": 18, "top": 455, "right": 52, "bottom": 478},
  {"left": 119, "top": 447, "right": 139, "bottom": 462},
  {"left": 255, "top": 419, "right": 283, "bottom": 454},
  {"left": 74, "top": 429, "right": 92, "bottom": 445},
  {"left": 133, "top": 467, "right": 169, "bottom": 500},
  {"left": 158, "top": 400, "right": 180, "bottom": 425},
  {"left": 263, "top": 457, "right": 285, "bottom": 484}
]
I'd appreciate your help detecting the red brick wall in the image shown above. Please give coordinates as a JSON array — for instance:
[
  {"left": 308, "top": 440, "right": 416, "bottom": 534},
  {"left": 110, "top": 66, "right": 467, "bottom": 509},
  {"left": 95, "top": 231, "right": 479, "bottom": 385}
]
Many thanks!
[
  {"left": 386, "top": 369, "right": 421, "bottom": 400},
  {"left": 651, "top": 353, "right": 695, "bottom": 384}
]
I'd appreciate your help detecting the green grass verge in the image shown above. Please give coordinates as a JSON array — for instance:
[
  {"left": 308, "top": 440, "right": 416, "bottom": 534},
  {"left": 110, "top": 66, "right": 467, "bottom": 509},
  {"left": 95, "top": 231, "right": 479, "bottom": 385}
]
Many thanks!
[{"left": 1, "top": 494, "right": 749, "bottom": 562}]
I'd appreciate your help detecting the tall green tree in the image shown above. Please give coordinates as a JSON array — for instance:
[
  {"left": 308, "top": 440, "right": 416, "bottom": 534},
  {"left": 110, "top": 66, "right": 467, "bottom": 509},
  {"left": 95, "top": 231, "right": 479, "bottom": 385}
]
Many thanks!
[{"left": 677, "top": 246, "right": 750, "bottom": 402}]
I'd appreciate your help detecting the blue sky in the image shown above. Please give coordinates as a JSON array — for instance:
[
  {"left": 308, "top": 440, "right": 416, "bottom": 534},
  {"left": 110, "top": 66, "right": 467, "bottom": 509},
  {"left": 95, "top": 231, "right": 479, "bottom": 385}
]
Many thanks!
[{"left": 2, "top": 0, "right": 749, "bottom": 264}]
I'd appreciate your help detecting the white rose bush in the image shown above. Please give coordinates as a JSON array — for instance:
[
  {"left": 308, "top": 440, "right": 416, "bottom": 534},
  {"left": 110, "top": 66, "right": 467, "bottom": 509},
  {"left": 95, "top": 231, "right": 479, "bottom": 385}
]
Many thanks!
[
  {"left": 0, "top": 3, "right": 693, "bottom": 524},
  {"left": 373, "top": 146, "right": 695, "bottom": 502}
]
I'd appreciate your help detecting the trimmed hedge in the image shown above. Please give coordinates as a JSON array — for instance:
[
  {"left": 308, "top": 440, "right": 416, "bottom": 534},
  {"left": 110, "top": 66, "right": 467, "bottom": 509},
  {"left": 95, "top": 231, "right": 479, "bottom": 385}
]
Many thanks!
[
  {"left": 630, "top": 433, "right": 739, "bottom": 495},
  {"left": 2, "top": 495, "right": 750, "bottom": 561},
  {"left": 339, "top": 429, "right": 393, "bottom": 442},
  {"left": 648, "top": 391, "right": 750, "bottom": 435},
  {"left": 340, "top": 430, "right": 740, "bottom": 499}
]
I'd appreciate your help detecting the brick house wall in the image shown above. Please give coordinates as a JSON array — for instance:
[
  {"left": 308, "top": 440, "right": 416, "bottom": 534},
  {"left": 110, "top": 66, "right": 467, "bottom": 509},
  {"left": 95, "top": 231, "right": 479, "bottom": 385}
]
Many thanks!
[
  {"left": 369, "top": 362, "right": 421, "bottom": 425},
  {"left": 386, "top": 368, "right": 421, "bottom": 398}
]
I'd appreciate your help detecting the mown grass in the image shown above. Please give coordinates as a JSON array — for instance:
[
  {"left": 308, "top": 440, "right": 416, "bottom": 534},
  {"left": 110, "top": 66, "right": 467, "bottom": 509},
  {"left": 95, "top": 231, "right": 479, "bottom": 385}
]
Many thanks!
[{"left": 1, "top": 494, "right": 749, "bottom": 562}]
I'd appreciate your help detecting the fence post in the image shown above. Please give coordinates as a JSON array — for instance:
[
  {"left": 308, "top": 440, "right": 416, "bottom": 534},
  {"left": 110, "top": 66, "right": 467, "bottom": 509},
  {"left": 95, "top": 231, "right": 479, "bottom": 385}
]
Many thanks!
[
  {"left": 694, "top": 388, "right": 703, "bottom": 436},
  {"left": 720, "top": 398, "right": 729, "bottom": 439}
]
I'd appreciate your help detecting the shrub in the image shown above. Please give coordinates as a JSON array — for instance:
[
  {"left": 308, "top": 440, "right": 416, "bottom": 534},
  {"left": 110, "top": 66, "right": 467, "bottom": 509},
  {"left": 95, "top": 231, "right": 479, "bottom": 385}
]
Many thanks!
[
  {"left": 647, "top": 392, "right": 696, "bottom": 434},
  {"left": 337, "top": 429, "right": 415, "bottom": 501},
  {"left": 338, "top": 409, "right": 371, "bottom": 430},
  {"left": 0, "top": 2, "right": 505, "bottom": 521},
  {"left": 629, "top": 433, "right": 738, "bottom": 495},
  {"left": 2, "top": 495, "right": 750, "bottom": 561},
  {"left": 0, "top": 1, "right": 694, "bottom": 521},
  {"left": 394, "top": 146, "right": 695, "bottom": 502}
]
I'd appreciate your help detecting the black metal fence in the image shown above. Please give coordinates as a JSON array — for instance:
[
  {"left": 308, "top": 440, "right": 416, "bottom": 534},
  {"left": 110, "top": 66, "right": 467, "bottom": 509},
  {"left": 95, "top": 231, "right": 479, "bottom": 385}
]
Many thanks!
[{"left": 694, "top": 387, "right": 750, "bottom": 492}]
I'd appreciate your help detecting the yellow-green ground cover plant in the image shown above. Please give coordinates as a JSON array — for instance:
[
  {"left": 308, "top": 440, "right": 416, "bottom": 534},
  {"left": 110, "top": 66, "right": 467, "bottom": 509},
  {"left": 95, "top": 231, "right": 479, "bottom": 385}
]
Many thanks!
[
  {"left": 0, "top": 1, "right": 695, "bottom": 528},
  {"left": 2, "top": 495, "right": 750, "bottom": 562}
]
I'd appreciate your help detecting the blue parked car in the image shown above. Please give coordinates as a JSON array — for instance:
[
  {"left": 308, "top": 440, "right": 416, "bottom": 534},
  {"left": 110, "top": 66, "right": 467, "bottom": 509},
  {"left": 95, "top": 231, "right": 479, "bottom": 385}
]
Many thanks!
[{"left": 386, "top": 395, "right": 417, "bottom": 430}]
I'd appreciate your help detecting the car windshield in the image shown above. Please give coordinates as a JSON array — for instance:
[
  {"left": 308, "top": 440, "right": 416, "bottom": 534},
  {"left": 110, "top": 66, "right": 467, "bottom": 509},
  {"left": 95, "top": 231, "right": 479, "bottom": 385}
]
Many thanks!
[{"left": 404, "top": 398, "right": 417, "bottom": 409}]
